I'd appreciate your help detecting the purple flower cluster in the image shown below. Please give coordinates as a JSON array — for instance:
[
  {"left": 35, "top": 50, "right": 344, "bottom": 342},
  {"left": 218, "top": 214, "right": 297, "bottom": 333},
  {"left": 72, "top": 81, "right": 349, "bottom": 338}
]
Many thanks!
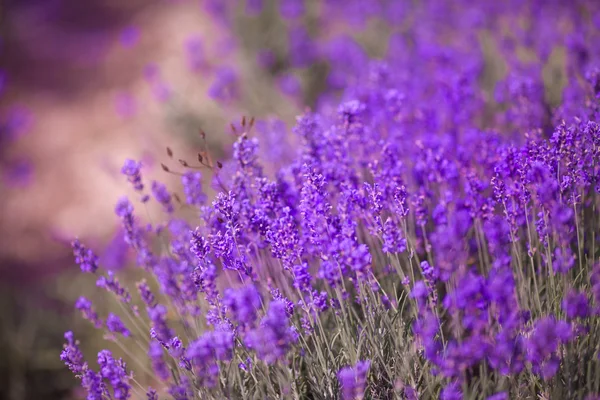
[
  {"left": 72, "top": 239, "right": 98, "bottom": 273},
  {"left": 62, "top": 0, "right": 600, "bottom": 398},
  {"left": 337, "top": 360, "right": 370, "bottom": 400},
  {"left": 60, "top": 332, "right": 127, "bottom": 399}
]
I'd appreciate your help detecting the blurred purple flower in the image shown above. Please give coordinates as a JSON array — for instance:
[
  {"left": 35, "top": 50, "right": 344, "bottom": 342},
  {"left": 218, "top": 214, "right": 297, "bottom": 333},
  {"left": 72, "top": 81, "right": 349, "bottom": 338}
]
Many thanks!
[
  {"left": 3, "top": 159, "right": 34, "bottom": 187},
  {"left": 289, "top": 27, "right": 317, "bottom": 68},
  {"left": 97, "top": 350, "right": 131, "bottom": 399},
  {"left": 72, "top": 239, "right": 99, "bottom": 274},
  {"left": 114, "top": 92, "right": 137, "bottom": 119},
  {"left": 562, "top": 289, "right": 590, "bottom": 320},
  {"left": 106, "top": 313, "right": 131, "bottom": 337},
  {"left": 208, "top": 67, "right": 238, "bottom": 102},
  {"left": 246, "top": 0, "right": 263, "bottom": 15},
  {"left": 280, "top": 0, "right": 305, "bottom": 19},
  {"left": 278, "top": 73, "right": 302, "bottom": 97},
  {"left": 148, "top": 341, "right": 170, "bottom": 381},
  {"left": 100, "top": 229, "right": 129, "bottom": 271},
  {"left": 184, "top": 35, "right": 206, "bottom": 72},
  {"left": 120, "top": 26, "right": 140, "bottom": 48},
  {"left": 2, "top": 106, "right": 33, "bottom": 141},
  {"left": 75, "top": 297, "right": 103, "bottom": 328},
  {"left": 337, "top": 360, "right": 370, "bottom": 400}
]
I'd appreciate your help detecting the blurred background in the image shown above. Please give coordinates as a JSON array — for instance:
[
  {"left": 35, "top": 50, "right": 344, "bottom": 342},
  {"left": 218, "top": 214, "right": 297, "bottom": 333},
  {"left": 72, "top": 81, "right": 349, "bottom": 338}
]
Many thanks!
[{"left": 0, "top": 0, "right": 576, "bottom": 398}]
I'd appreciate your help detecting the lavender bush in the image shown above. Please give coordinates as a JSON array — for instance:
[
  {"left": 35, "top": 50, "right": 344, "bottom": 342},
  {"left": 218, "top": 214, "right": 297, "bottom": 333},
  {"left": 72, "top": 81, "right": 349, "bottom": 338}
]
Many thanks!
[{"left": 62, "top": 0, "right": 600, "bottom": 398}]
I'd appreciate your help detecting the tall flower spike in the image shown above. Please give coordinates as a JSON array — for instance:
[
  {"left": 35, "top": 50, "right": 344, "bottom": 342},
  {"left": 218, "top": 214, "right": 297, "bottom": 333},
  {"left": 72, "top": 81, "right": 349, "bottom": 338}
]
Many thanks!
[
  {"left": 97, "top": 350, "right": 131, "bottom": 400},
  {"left": 97, "top": 271, "right": 132, "bottom": 304},
  {"left": 148, "top": 340, "right": 170, "bottom": 381},
  {"left": 72, "top": 239, "right": 99, "bottom": 273},
  {"left": 75, "top": 297, "right": 103, "bottom": 328},
  {"left": 106, "top": 313, "right": 131, "bottom": 337},
  {"left": 60, "top": 331, "right": 85, "bottom": 376},
  {"left": 182, "top": 171, "right": 206, "bottom": 206},
  {"left": 121, "top": 159, "right": 146, "bottom": 195},
  {"left": 151, "top": 181, "right": 174, "bottom": 213}
]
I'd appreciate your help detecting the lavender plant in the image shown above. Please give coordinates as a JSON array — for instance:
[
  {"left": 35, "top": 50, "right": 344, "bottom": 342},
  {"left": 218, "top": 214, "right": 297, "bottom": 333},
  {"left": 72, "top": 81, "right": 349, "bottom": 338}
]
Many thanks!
[{"left": 62, "top": 0, "right": 600, "bottom": 399}]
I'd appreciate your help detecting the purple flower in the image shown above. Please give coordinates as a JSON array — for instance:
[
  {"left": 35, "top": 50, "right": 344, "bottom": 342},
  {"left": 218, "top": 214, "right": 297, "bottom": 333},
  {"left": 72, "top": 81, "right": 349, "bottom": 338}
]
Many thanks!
[
  {"left": 81, "top": 367, "right": 106, "bottom": 400},
  {"left": 58, "top": 2, "right": 600, "bottom": 397},
  {"left": 148, "top": 304, "right": 174, "bottom": 345},
  {"left": 151, "top": 81, "right": 172, "bottom": 103},
  {"left": 208, "top": 67, "right": 238, "bottom": 102},
  {"left": 223, "top": 285, "right": 262, "bottom": 326},
  {"left": 338, "top": 100, "right": 366, "bottom": 124},
  {"left": 168, "top": 375, "right": 193, "bottom": 399},
  {"left": 97, "top": 272, "right": 132, "bottom": 304},
  {"left": 120, "top": 26, "right": 140, "bottom": 48},
  {"left": 293, "top": 262, "right": 312, "bottom": 292},
  {"left": 121, "top": 159, "right": 144, "bottom": 193},
  {"left": 137, "top": 280, "right": 156, "bottom": 307},
  {"left": 440, "top": 381, "right": 462, "bottom": 400},
  {"left": 72, "top": 239, "right": 99, "bottom": 273},
  {"left": 75, "top": 297, "right": 103, "bottom": 328},
  {"left": 182, "top": 171, "right": 206, "bottom": 206},
  {"left": 146, "top": 388, "right": 158, "bottom": 400},
  {"left": 337, "top": 360, "right": 370, "bottom": 400},
  {"left": 410, "top": 281, "right": 429, "bottom": 300},
  {"left": 552, "top": 247, "right": 575, "bottom": 274},
  {"left": 106, "top": 313, "right": 131, "bottom": 337},
  {"left": 403, "top": 385, "right": 418, "bottom": 400},
  {"left": 3, "top": 158, "right": 34, "bottom": 187},
  {"left": 60, "top": 331, "right": 85, "bottom": 375},
  {"left": 149, "top": 341, "right": 170, "bottom": 381},
  {"left": 278, "top": 73, "right": 302, "bottom": 97},
  {"left": 114, "top": 92, "right": 137, "bottom": 119},
  {"left": 280, "top": 0, "right": 304, "bottom": 19},
  {"left": 526, "top": 317, "right": 572, "bottom": 379},
  {"left": 1, "top": 106, "right": 32, "bottom": 140},
  {"left": 184, "top": 35, "right": 205, "bottom": 72},
  {"left": 487, "top": 392, "right": 508, "bottom": 400},
  {"left": 186, "top": 329, "right": 234, "bottom": 387},
  {"left": 151, "top": 181, "right": 174, "bottom": 213},
  {"left": 381, "top": 218, "right": 406, "bottom": 254},
  {"left": 233, "top": 136, "right": 262, "bottom": 175},
  {"left": 191, "top": 228, "right": 211, "bottom": 259},
  {"left": 562, "top": 289, "right": 590, "bottom": 320},
  {"left": 97, "top": 350, "right": 131, "bottom": 399},
  {"left": 289, "top": 27, "right": 317, "bottom": 68},
  {"left": 244, "top": 301, "right": 297, "bottom": 364},
  {"left": 420, "top": 261, "right": 438, "bottom": 283},
  {"left": 266, "top": 206, "right": 302, "bottom": 268}
]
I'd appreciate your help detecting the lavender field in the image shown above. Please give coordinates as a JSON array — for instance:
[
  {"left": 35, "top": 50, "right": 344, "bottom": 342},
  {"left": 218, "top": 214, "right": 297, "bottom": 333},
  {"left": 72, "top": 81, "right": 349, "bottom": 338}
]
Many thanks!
[{"left": 51, "top": 0, "right": 600, "bottom": 399}]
